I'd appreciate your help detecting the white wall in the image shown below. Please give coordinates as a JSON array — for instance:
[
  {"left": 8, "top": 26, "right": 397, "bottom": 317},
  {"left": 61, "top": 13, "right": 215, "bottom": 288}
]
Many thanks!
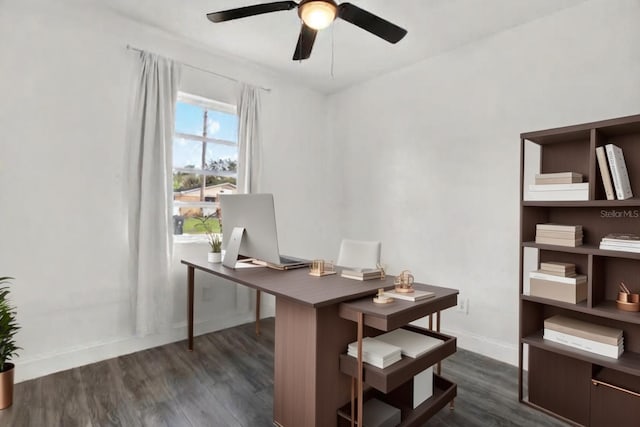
[
  {"left": 327, "top": 0, "right": 640, "bottom": 365},
  {"left": 0, "top": 0, "right": 335, "bottom": 382}
]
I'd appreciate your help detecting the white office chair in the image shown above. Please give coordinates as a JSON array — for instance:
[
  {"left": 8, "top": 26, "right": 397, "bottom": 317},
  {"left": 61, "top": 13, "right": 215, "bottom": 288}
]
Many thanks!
[{"left": 336, "top": 239, "right": 381, "bottom": 270}]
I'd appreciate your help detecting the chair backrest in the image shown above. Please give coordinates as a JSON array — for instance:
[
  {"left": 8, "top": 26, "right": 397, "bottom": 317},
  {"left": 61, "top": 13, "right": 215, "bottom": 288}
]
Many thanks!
[{"left": 336, "top": 239, "right": 381, "bottom": 270}]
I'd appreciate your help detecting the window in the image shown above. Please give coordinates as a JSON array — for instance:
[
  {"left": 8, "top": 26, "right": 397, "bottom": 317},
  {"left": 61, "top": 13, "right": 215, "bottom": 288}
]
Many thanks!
[{"left": 172, "top": 93, "right": 238, "bottom": 238}]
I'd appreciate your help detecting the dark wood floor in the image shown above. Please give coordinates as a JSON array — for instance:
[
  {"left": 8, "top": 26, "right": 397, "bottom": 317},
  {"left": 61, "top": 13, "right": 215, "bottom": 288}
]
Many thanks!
[{"left": 0, "top": 318, "right": 566, "bottom": 426}]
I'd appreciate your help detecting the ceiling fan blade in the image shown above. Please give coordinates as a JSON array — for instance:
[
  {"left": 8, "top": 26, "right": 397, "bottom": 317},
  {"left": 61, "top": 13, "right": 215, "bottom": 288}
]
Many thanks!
[
  {"left": 207, "top": 1, "right": 298, "bottom": 23},
  {"left": 337, "top": 2, "right": 407, "bottom": 44},
  {"left": 292, "top": 24, "right": 317, "bottom": 60}
]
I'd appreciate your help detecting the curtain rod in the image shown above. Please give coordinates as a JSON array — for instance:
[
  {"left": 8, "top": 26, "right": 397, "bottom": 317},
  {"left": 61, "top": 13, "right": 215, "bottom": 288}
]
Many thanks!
[{"left": 126, "top": 44, "right": 271, "bottom": 92}]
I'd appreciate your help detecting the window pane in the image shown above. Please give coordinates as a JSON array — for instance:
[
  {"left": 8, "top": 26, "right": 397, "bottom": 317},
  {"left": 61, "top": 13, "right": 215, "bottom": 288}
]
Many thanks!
[
  {"left": 174, "top": 137, "right": 206, "bottom": 170},
  {"left": 175, "top": 102, "right": 207, "bottom": 135},
  {"left": 207, "top": 109, "right": 238, "bottom": 141}
]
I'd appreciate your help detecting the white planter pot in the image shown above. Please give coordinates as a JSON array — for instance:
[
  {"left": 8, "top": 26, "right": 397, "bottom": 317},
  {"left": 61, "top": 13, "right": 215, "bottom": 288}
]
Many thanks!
[{"left": 208, "top": 252, "right": 222, "bottom": 263}]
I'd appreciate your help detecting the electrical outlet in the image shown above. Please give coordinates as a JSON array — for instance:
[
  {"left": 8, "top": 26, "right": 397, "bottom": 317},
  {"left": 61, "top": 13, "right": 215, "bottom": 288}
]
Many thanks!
[{"left": 456, "top": 296, "right": 469, "bottom": 314}]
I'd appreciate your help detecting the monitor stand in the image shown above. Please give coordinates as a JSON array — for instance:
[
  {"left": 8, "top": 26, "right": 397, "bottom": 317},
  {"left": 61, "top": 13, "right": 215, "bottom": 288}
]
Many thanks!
[{"left": 223, "top": 227, "right": 245, "bottom": 269}]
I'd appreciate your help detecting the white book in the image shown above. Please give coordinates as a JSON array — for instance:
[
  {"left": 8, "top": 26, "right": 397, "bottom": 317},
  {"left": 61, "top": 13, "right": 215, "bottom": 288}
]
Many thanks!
[
  {"left": 347, "top": 337, "right": 402, "bottom": 360},
  {"left": 605, "top": 144, "right": 633, "bottom": 200},
  {"left": 544, "top": 329, "right": 623, "bottom": 359},
  {"left": 536, "top": 223, "right": 582, "bottom": 232},
  {"left": 599, "top": 240, "right": 640, "bottom": 248},
  {"left": 382, "top": 289, "right": 435, "bottom": 302},
  {"left": 596, "top": 146, "right": 616, "bottom": 200},
  {"left": 347, "top": 351, "right": 402, "bottom": 369},
  {"left": 535, "top": 172, "right": 583, "bottom": 180},
  {"left": 526, "top": 189, "right": 589, "bottom": 201},
  {"left": 528, "top": 183, "right": 589, "bottom": 192},
  {"left": 529, "top": 270, "right": 587, "bottom": 284},
  {"left": 599, "top": 243, "right": 640, "bottom": 253},
  {"left": 375, "top": 328, "right": 444, "bottom": 359}
]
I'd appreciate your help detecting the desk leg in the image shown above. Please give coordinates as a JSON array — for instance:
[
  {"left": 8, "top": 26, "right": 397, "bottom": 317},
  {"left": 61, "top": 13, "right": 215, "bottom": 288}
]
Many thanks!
[
  {"left": 255, "top": 290, "right": 261, "bottom": 336},
  {"left": 436, "top": 310, "right": 441, "bottom": 375},
  {"left": 357, "top": 311, "right": 364, "bottom": 427},
  {"left": 188, "top": 265, "right": 195, "bottom": 351}
]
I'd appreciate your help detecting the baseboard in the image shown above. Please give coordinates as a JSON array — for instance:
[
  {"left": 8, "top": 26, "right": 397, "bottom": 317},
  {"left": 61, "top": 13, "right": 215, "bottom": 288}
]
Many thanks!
[
  {"left": 441, "top": 326, "right": 518, "bottom": 367},
  {"left": 14, "top": 311, "right": 255, "bottom": 383}
]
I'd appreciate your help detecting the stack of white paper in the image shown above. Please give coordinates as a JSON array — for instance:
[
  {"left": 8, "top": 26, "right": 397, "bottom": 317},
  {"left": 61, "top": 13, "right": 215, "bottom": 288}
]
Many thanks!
[
  {"left": 375, "top": 328, "right": 443, "bottom": 358},
  {"left": 347, "top": 337, "right": 402, "bottom": 369}
]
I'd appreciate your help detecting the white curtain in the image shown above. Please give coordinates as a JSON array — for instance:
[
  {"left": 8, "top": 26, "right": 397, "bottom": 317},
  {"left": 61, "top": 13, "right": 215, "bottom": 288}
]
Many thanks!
[
  {"left": 235, "top": 83, "right": 261, "bottom": 310},
  {"left": 237, "top": 83, "right": 261, "bottom": 193},
  {"left": 126, "top": 51, "right": 181, "bottom": 336}
]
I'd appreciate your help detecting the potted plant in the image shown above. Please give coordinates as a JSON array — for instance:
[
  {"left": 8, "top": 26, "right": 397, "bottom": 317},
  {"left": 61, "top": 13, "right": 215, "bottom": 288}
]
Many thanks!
[
  {"left": 196, "top": 214, "right": 223, "bottom": 263},
  {"left": 0, "top": 277, "right": 20, "bottom": 410}
]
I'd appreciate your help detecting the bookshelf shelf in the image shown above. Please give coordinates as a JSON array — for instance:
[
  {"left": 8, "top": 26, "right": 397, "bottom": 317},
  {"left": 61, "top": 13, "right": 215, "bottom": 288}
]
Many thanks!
[
  {"left": 338, "top": 284, "right": 458, "bottom": 427},
  {"left": 521, "top": 295, "right": 640, "bottom": 325},
  {"left": 522, "top": 242, "right": 640, "bottom": 260},
  {"left": 519, "top": 114, "right": 640, "bottom": 426},
  {"left": 522, "top": 198, "right": 640, "bottom": 207},
  {"left": 522, "top": 332, "right": 640, "bottom": 377}
]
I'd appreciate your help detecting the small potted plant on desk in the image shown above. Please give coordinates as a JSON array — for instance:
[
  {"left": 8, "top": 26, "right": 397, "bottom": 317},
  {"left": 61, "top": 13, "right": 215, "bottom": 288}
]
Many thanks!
[
  {"left": 196, "top": 214, "right": 222, "bottom": 263},
  {"left": 0, "top": 276, "right": 20, "bottom": 409}
]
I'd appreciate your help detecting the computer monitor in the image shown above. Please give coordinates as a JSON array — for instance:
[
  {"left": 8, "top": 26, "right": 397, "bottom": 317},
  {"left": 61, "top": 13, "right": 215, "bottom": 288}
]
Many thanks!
[{"left": 220, "top": 193, "right": 282, "bottom": 267}]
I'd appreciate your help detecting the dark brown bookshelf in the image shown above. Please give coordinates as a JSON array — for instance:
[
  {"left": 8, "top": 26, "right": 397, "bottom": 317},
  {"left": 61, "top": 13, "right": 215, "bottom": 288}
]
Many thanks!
[{"left": 519, "top": 114, "right": 640, "bottom": 426}]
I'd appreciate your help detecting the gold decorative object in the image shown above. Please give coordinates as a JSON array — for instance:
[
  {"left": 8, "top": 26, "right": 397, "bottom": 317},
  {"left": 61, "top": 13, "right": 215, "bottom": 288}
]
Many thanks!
[
  {"left": 309, "top": 259, "right": 336, "bottom": 277},
  {"left": 373, "top": 288, "right": 393, "bottom": 304},
  {"left": 394, "top": 270, "right": 415, "bottom": 293}
]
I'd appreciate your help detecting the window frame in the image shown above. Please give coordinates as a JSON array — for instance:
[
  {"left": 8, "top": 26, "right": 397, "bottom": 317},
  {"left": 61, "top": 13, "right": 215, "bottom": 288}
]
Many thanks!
[{"left": 172, "top": 92, "right": 238, "bottom": 243}]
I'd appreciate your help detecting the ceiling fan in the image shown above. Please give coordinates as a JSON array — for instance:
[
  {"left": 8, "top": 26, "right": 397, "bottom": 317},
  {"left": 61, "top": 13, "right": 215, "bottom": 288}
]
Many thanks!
[{"left": 206, "top": 1, "right": 408, "bottom": 60}]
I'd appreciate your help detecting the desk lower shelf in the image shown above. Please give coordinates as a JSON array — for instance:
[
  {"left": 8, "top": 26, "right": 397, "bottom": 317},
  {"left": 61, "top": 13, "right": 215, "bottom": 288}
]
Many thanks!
[
  {"left": 336, "top": 374, "right": 456, "bottom": 427},
  {"left": 339, "top": 326, "right": 456, "bottom": 393}
]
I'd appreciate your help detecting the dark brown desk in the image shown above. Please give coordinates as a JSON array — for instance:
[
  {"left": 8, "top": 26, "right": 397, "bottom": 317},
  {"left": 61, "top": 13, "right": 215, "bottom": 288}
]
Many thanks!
[{"left": 181, "top": 255, "right": 458, "bottom": 427}]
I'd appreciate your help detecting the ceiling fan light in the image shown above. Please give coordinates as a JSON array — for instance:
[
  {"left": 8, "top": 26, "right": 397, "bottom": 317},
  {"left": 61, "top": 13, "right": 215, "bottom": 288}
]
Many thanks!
[{"left": 300, "top": 1, "right": 337, "bottom": 30}]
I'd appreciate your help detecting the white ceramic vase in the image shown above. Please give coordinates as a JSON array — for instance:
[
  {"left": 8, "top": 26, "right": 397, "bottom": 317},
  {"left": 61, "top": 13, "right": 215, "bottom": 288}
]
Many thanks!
[{"left": 208, "top": 252, "right": 222, "bottom": 263}]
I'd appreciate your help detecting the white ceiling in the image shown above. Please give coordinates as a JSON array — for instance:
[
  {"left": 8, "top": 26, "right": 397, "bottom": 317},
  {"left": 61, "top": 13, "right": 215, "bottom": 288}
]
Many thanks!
[{"left": 102, "top": 0, "right": 586, "bottom": 93}]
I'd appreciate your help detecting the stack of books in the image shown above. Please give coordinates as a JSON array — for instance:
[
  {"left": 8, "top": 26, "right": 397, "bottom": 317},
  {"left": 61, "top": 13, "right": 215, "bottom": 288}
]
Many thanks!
[
  {"left": 535, "top": 223, "right": 583, "bottom": 247},
  {"left": 347, "top": 337, "right": 402, "bottom": 369},
  {"left": 527, "top": 172, "right": 588, "bottom": 201},
  {"left": 529, "top": 262, "right": 587, "bottom": 304},
  {"left": 341, "top": 268, "right": 384, "bottom": 281},
  {"left": 596, "top": 144, "right": 633, "bottom": 200},
  {"left": 599, "top": 233, "right": 640, "bottom": 253},
  {"left": 544, "top": 315, "right": 624, "bottom": 359}
]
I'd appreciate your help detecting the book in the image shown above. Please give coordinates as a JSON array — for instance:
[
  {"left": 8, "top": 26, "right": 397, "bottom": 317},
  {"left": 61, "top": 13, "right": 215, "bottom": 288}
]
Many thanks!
[
  {"left": 599, "top": 240, "right": 640, "bottom": 248},
  {"left": 375, "top": 328, "right": 443, "bottom": 358},
  {"left": 536, "top": 230, "right": 583, "bottom": 239},
  {"left": 596, "top": 146, "right": 616, "bottom": 200},
  {"left": 539, "top": 261, "right": 576, "bottom": 275},
  {"left": 536, "top": 224, "right": 582, "bottom": 232},
  {"left": 526, "top": 189, "right": 589, "bottom": 201},
  {"left": 529, "top": 278, "right": 587, "bottom": 304},
  {"left": 537, "top": 270, "right": 577, "bottom": 278},
  {"left": 340, "top": 268, "right": 384, "bottom": 281},
  {"left": 382, "top": 289, "right": 435, "bottom": 302},
  {"left": 535, "top": 236, "right": 582, "bottom": 247},
  {"left": 535, "top": 172, "right": 583, "bottom": 184},
  {"left": 544, "top": 315, "right": 623, "bottom": 346},
  {"left": 602, "top": 233, "right": 640, "bottom": 241},
  {"left": 544, "top": 329, "right": 623, "bottom": 359},
  {"left": 529, "top": 271, "right": 586, "bottom": 284},
  {"left": 362, "top": 398, "right": 401, "bottom": 427},
  {"left": 605, "top": 144, "right": 633, "bottom": 200},
  {"left": 599, "top": 244, "right": 640, "bottom": 253},
  {"left": 528, "top": 183, "right": 589, "bottom": 192},
  {"left": 347, "top": 337, "right": 402, "bottom": 369}
]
